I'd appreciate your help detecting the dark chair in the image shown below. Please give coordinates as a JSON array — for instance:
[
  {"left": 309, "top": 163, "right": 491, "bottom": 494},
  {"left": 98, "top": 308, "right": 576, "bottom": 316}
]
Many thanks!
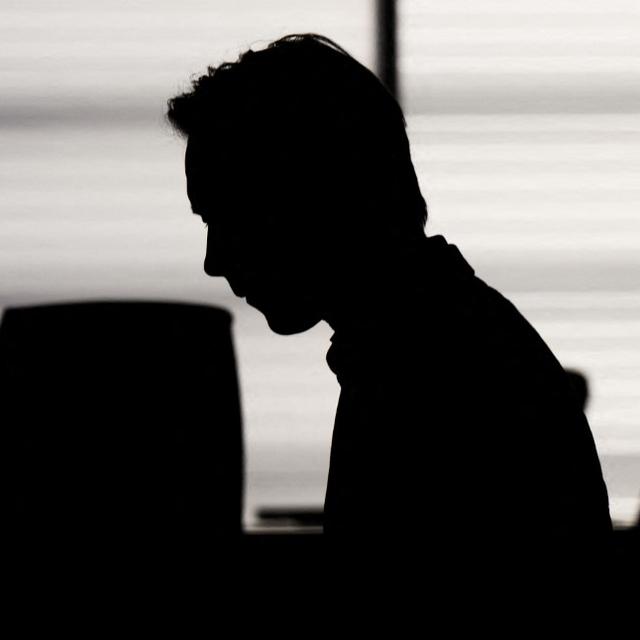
[{"left": 1, "top": 301, "right": 243, "bottom": 560}]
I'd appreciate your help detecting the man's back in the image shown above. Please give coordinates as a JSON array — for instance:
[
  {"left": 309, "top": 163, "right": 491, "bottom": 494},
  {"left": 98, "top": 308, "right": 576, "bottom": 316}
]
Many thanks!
[{"left": 323, "top": 235, "right": 612, "bottom": 564}]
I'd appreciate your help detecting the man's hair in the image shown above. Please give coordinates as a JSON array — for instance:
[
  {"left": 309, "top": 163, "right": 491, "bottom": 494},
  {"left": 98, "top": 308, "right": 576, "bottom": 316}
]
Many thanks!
[{"left": 167, "top": 33, "right": 427, "bottom": 237}]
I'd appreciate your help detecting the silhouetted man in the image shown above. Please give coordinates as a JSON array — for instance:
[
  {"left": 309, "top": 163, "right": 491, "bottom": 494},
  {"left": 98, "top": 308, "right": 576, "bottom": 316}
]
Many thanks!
[{"left": 167, "top": 34, "right": 612, "bottom": 571}]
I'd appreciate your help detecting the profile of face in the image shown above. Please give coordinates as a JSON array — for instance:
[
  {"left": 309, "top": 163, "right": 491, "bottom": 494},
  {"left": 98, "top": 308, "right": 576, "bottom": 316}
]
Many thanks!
[{"left": 185, "top": 138, "right": 327, "bottom": 335}]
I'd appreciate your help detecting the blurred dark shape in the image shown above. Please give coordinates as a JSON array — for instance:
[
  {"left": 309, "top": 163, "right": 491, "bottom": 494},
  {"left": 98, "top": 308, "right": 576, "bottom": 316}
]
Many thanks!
[
  {"left": 611, "top": 494, "right": 640, "bottom": 568},
  {"left": 1, "top": 301, "right": 243, "bottom": 560},
  {"left": 376, "top": 0, "right": 398, "bottom": 98},
  {"left": 565, "top": 368, "right": 590, "bottom": 411},
  {"left": 257, "top": 507, "right": 324, "bottom": 529}
]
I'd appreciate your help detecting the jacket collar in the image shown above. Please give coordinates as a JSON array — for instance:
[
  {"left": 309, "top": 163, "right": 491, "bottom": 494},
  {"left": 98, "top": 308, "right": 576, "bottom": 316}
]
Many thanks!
[{"left": 325, "top": 234, "right": 475, "bottom": 384}]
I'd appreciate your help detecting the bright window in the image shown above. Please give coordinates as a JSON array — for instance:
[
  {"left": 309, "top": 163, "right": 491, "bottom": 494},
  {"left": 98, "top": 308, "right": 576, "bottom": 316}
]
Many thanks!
[{"left": 400, "top": 0, "right": 640, "bottom": 525}]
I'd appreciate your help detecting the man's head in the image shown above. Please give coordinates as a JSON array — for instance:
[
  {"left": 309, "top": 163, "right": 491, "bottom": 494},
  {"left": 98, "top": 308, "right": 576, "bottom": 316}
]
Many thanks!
[{"left": 167, "top": 33, "right": 427, "bottom": 334}]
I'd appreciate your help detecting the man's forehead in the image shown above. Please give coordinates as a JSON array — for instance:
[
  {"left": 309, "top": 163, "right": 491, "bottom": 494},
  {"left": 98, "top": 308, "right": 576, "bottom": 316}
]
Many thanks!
[
  {"left": 185, "top": 137, "right": 212, "bottom": 173},
  {"left": 186, "top": 136, "right": 242, "bottom": 178},
  {"left": 186, "top": 140, "right": 245, "bottom": 214}
]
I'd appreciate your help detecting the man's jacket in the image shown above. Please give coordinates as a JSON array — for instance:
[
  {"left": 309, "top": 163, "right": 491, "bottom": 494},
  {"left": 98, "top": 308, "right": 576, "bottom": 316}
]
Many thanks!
[{"left": 323, "top": 234, "right": 612, "bottom": 562}]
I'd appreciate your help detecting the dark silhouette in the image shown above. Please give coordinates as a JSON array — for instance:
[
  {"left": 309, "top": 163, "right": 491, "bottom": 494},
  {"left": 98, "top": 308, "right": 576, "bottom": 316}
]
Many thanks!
[
  {"left": 167, "top": 34, "right": 612, "bottom": 574},
  {"left": 257, "top": 507, "right": 324, "bottom": 529},
  {"left": 2, "top": 302, "right": 243, "bottom": 563}
]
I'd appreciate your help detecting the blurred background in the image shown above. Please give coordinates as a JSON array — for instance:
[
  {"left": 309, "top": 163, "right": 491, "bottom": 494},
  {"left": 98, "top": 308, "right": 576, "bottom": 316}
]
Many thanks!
[{"left": 1, "top": 0, "right": 639, "bottom": 529}]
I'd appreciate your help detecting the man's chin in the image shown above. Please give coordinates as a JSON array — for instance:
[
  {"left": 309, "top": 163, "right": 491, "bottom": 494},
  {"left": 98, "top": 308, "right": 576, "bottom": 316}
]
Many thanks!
[
  {"left": 264, "top": 312, "right": 321, "bottom": 335},
  {"left": 247, "top": 298, "right": 320, "bottom": 335},
  {"left": 245, "top": 293, "right": 322, "bottom": 334}
]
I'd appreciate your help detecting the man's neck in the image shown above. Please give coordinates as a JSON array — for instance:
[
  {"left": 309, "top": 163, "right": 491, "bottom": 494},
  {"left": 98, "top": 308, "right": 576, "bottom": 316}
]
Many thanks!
[{"left": 321, "top": 233, "right": 434, "bottom": 334}]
